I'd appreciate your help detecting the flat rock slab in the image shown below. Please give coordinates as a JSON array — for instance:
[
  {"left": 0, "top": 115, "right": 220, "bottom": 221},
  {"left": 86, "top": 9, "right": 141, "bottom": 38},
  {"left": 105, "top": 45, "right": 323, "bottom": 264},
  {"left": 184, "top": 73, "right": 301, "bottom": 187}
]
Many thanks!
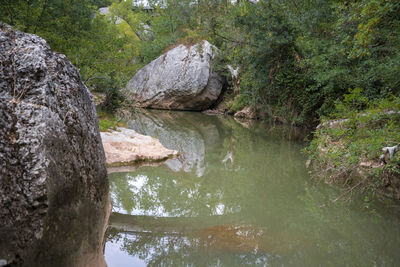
[{"left": 101, "top": 128, "right": 178, "bottom": 167}]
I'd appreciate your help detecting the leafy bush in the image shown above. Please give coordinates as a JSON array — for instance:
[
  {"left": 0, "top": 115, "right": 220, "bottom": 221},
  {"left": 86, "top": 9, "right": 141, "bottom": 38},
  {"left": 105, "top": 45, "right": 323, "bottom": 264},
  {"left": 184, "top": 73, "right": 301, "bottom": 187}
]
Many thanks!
[
  {"left": 306, "top": 96, "right": 400, "bottom": 196},
  {"left": 97, "top": 109, "right": 126, "bottom": 132},
  {"left": 230, "top": 94, "right": 249, "bottom": 112}
]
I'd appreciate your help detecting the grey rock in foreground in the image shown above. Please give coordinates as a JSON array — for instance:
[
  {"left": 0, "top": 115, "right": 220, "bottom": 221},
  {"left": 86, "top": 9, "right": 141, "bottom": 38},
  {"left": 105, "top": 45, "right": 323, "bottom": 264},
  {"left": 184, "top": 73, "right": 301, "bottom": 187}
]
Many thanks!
[
  {"left": 124, "top": 41, "right": 223, "bottom": 111},
  {"left": 0, "top": 24, "right": 109, "bottom": 267}
]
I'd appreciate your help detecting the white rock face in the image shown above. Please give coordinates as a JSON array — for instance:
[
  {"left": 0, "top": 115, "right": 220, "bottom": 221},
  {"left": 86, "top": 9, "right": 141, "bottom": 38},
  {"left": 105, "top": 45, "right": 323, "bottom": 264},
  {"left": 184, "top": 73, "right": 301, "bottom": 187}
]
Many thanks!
[
  {"left": 98, "top": 7, "right": 122, "bottom": 24},
  {"left": 101, "top": 128, "right": 178, "bottom": 167},
  {"left": 124, "top": 41, "right": 223, "bottom": 111}
]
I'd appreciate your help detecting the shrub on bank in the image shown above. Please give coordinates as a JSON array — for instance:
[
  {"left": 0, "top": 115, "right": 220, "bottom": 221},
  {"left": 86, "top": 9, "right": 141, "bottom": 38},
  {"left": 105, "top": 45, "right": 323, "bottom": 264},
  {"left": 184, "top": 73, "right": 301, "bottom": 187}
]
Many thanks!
[
  {"left": 97, "top": 109, "right": 126, "bottom": 132},
  {"left": 306, "top": 95, "right": 400, "bottom": 200}
]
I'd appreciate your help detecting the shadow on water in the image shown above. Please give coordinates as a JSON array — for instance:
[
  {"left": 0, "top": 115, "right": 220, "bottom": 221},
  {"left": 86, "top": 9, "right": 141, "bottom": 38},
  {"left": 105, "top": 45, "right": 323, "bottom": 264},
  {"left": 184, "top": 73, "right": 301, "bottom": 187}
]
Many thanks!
[{"left": 105, "top": 110, "right": 400, "bottom": 267}]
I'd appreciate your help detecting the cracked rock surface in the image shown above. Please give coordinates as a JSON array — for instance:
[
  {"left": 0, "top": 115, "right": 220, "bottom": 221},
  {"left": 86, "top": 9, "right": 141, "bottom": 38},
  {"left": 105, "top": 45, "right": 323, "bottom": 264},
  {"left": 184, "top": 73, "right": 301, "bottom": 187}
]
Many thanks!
[{"left": 0, "top": 24, "right": 109, "bottom": 267}]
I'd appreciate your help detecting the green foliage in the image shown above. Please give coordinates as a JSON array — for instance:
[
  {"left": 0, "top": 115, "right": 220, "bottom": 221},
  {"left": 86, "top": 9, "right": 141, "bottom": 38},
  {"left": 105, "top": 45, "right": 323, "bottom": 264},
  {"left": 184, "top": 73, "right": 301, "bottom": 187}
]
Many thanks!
[
  {"left": 306, "top": 97, "right": 400, "bottom": 193},
  {"left": 74, "top": 15, "right": 137, "bottom": 112},
  {"left": 97, "top": 109, "right": 126, "bottom": 132},
  {"left": 1, "top": 0, "right": 400, "bottom": 122},
  {"left": 297, "top": 0, "right": 400, "bottom": 122},
  {"left": 333, "top": 87, "right": 370, "bottom": 118},
  {"left": 201, "top": 0, "right": 400, "bottom": 126},
  {"left": 0, "top": 0, "right": 110, "bottom": 51},
  {"left": 98, "top": 119, "right": 118, "bottom": 132},
  {"left": 228, "top": 94, "right": 249, "bottom": 112}
]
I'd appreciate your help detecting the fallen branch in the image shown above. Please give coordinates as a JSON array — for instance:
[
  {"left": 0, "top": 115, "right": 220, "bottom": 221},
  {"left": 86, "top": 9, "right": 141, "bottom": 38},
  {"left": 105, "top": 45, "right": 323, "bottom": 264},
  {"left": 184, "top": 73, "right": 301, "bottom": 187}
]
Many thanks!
[{"left": 332, "top": 179, "right": 366, "bottom": 203}]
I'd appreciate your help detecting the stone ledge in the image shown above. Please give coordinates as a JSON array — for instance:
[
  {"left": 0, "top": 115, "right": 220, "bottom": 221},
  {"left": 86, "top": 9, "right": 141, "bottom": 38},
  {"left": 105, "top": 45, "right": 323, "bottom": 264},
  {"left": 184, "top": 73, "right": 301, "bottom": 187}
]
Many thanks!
[{"left": 101, "top": 127, "right": 179, "bottom": 167}]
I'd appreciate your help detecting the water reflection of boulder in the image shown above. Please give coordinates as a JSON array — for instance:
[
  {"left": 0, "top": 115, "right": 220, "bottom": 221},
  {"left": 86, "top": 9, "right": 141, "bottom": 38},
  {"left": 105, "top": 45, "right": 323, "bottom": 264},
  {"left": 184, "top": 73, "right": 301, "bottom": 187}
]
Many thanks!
[{"left": 127, "top": 110, "right": 227, "bottom": 176}]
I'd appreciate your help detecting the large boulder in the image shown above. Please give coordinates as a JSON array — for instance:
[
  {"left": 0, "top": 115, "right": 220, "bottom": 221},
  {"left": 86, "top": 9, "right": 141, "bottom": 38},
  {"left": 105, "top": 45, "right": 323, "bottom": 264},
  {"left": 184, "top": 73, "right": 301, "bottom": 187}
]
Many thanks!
[
  {"left": 0, "top": 24, "right": 109, "bottom": 266},
  {"left": 124, "top": 41, "right": 223, "bottom": 111}
]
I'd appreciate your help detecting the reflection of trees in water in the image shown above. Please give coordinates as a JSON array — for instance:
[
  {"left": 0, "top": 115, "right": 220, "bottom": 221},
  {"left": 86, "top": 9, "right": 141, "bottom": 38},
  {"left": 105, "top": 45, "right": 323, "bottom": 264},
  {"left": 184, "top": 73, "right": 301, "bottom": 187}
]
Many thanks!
[
  {"left": 106, "top": 193, "right": 400, "bottom": 267},
  {"left": 110, "top": 111, "right": 308, "bottom": 219},
  {"left": 106, "top": 228, "right": 280, "bottom": 267},
  {"left": 110, "top": 169, "right": 245, "bottom": 217},
  {"left": 107, "top": 111, "right": 400, "bottom": 266},
  {"left": 107, "top": 177, "right": 400, "bottom": 266}
]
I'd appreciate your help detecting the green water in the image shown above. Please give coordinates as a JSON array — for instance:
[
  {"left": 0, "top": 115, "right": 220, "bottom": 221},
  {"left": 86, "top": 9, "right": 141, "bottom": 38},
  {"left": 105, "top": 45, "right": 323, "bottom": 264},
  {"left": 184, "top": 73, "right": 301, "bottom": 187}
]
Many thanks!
[{"left": 104, "top": 110, "right": 400, "bottom": 267}]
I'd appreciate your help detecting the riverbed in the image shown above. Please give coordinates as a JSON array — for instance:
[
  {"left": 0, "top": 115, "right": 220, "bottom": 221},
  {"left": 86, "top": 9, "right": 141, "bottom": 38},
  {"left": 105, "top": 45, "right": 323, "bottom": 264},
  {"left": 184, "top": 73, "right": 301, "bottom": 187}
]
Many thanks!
[{"left": 104, "top": 110, "right": 400, "bottom": 266}]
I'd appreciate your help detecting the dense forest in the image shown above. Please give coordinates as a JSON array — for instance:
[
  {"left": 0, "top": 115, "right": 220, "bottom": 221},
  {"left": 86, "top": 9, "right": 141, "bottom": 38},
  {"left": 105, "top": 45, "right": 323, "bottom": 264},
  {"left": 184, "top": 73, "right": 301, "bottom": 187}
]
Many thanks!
[{"left": 2, "top": 0, "right": 399, "bottom": 123}]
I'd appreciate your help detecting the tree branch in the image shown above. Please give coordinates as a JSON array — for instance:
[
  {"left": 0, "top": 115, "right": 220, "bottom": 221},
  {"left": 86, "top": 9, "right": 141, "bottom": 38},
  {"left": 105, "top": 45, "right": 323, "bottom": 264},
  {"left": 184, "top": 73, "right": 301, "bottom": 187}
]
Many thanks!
[
  {"left": 33, "top": 0, "right": 49, "bottom": 34},
  {"left": 332, "top": 179, "right": 366, "bottom": 203},
  {"left": 213, "top": 31, "right": 259, "bottom": 48},
  {"left": 4, "top": 0, "right": 16, "bottom": 25}
]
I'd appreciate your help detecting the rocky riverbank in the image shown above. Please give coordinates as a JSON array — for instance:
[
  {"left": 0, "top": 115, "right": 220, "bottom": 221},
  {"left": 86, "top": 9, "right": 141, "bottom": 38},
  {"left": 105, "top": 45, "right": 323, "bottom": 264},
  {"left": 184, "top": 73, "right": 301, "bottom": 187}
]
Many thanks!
[{"left": 306, "top": 105, "right": 400, "bottom": 200}]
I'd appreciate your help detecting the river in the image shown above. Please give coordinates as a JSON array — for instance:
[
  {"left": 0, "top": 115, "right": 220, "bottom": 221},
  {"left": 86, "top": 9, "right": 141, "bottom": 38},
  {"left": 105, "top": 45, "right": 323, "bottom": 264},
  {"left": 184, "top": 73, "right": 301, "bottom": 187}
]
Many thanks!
[{"left": 104, "top": 110, "right": 400, "bottom": 266}]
